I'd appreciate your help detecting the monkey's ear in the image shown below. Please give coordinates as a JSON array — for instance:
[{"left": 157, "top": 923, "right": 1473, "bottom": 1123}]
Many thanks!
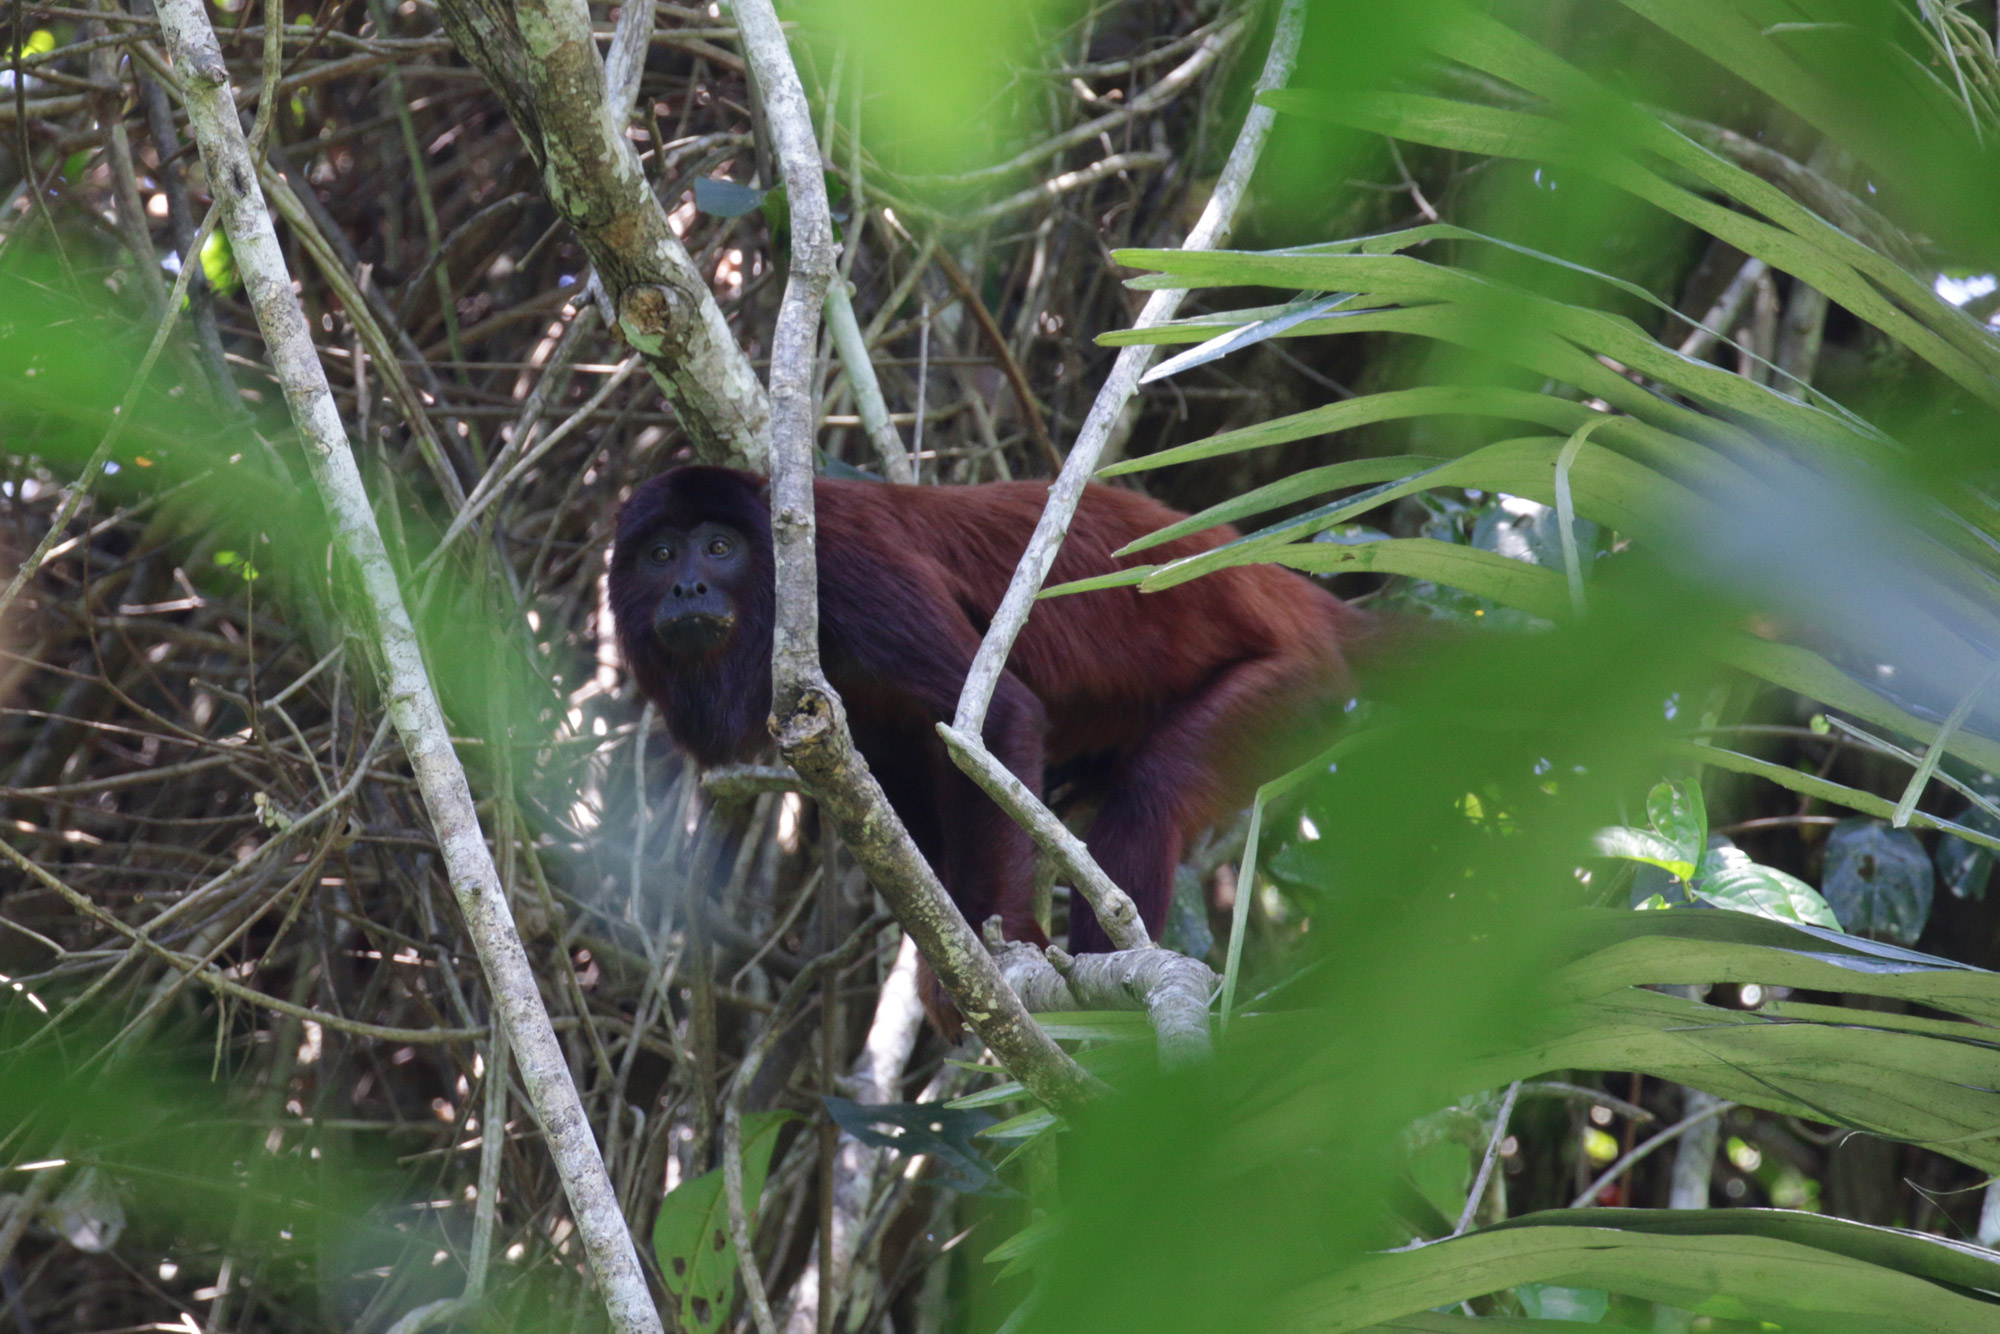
[{"left": 756, "top": 478, "right": 772, "bottom": 506}]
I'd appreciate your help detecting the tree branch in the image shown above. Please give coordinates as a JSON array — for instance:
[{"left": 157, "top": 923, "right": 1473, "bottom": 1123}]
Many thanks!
[
  {"left": 938, "top": 0, "right": 1309, "bottom": 968},
  {"left": 989, "top": 935, "right": 1216, "bottom": 1068},
  {"left": 433, "top": 0, "right": 769, "bottom": 466},
  {"left": 937, "top": 724, "right": 1149, "bottom": 951},
  {"left": 951, "top": 0, "right": 1306, "bottom": 735},
  {"left": 734, "top": 0, "right": 1098, "bottom": 1114},
  {"left": 149, "top": 4, "right": 661, "bottom": 1329}
]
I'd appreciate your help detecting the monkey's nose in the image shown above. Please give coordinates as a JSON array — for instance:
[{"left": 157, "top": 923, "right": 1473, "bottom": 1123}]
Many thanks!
[{"left": 672, "top": 580, "right": 709, "bottom": 598}]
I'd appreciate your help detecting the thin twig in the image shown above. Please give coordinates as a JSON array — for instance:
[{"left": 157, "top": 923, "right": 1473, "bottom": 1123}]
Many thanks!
[
  {"left": 1454, "top": 1081, "right": 1520, "bottom": 1235},
  {"left": 1571, "top": 1098, "right": 1737, "bottom": 1209}
]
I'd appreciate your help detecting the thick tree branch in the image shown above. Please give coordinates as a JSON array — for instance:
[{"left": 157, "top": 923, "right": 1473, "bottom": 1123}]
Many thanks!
[
  {"left": 150, "top": 4, "right": 661, "bottom": 1329},
  {"left": 734, "top": 0, "right": 1097, "bottom": 1114},
  {"left": 434, "top": 0, "right": 768, "bottom": 466},
  {"left": 989, "top": 935, "right": 1217, "bottom": 1068}
]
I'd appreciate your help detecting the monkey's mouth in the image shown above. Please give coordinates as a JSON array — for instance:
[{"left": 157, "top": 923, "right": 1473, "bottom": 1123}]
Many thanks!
[{"left": 654, "top": 612, "right": 735, "bottom": 654}]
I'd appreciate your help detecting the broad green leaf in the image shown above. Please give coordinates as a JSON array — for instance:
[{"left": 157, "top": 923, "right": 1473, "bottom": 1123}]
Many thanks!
[
  {"left": 1821, "top": 819, "right": 1935, "bottom": 945},
  {"left": 980, "top": 1108, "right": 1060, "bottom": 1140},
  {"left": 1934, "top": 797, "right": 2000, "bottom": 900},
  {"left": 822, "top": 1097, "right": 1008, "bottom": 1195},
  {"left": 947, "top": 1079, "right": 1029, "bottom": 1110},
  {"left": 1553, "top": 911, "right": 1998, "bottom": 1019},
  {"left": 985, "top": 1210, "right": 1062, "bottom": 1280},
  {"left": 1614, "top": 0, "right": 2000, "bottom": 254},
  {"left": 1431, "top": 2, "right": 2000, "bottom": 383},
  {"left": 693, "top": 177, "right": 767, "bottom": 218},
  {"left": 1268, "top": 88, "right": 2000, "bottom": 410},
  {"left": 1507, "top": 988, "right": 2000, "bottom": 1170},
  {"left": 1040, "top": 565, "right": 1155, "bottom": 598},
  {"left": 1136, "top": 434, "right": 1706, "bottom": 591},
  {"left": 1110, "top": 245, "right": 1886, "bottom": 451},
  {"left": 1694, "top": 845, "right": 1841, "bottom": 929},
  {"left": 1717, "top": 636, "right": 2000, "bottom": 779},
  {"left": 1139, "top": 290, "right": 1359, "bottom": 384},
  {"left": 652, "top": 1110, "right": 796, "bottom": 1334},
  {"left": 1477, "top": 915, "right": 2000, "bottom": 1168},
  {"left": 199, "top": 229, "right": 240, "bottom": 298},
  {"left": 1034, "top": 1010, "right": 1155, "bottom": 1042},
  {"left": 1098, "top": 384, "right": 1748, "bottom": 492},
  {"left": 1115, "top": 457, "right": 1444, "bottom": 555},
  {"left": 1359, "top": 1317, "right": 1594, "bottom": 1331},
  {"left": 1406, "top": 1137, "right": 1471, "bottom": 1224},
  {"left": 1101, "top": 301, "right": 1772, "bottom": 458}
]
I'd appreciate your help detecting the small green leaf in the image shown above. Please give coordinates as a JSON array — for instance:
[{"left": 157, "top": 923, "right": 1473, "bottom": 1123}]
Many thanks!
[
  {"left": 1592, "top": 826, "right": 1696, "bottom": 881},
  {"left": 1646, "top": 779, "right": 1707, "bottom": 866},
  {"left": 985, "top": 1210, "right": 1061, "bottom": 1279},
  {"left": 1408, "top": 1138, "right": 1471, "bottom": 1222},
  {"left": 1935, "top": 800, "right": 2000, "bottom": 900},
  {"left": 693, "top": 176, "right": 767, "bottom": 219},
  {"left": 200, "top": 229, "right": 240, "bottom": 297},
  {"left": 979, "top": 1108, "right": 1059, "bottom": 1140},
  {"left": 823, "top": 1097, "right": 1009, "bottom": 1195}
]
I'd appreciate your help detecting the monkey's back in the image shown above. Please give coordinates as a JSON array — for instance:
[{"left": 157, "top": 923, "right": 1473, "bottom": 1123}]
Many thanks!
[{"left": 814, "top": 477, "right": 1365, "bottom": 762}]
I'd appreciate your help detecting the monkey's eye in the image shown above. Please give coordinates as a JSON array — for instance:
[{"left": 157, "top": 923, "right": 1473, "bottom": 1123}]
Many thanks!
[
  {"left": 648, "top": 543, "right": 674, "bottom": 564},
  {"left": 706, "top": 536, "right": 732, "bottom": 558}
]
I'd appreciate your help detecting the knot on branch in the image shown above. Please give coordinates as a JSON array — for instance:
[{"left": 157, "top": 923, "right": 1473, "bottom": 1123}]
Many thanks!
[
  {"left": 616, "top": 282, "right": 693, "bottom": 358},
  {"left": 771, "top": 684, "right": 841, "bottom": 770},
  {"left": 182, "top": 48, "right": 230, "bottom": 87}
]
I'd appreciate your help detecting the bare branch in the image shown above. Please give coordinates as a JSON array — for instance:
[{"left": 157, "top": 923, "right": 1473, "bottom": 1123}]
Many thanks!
[
  {"left": 736, "top": 0, "right": 1098, "bottom": 1113},
  {"left": 937, "top": 723, "right": 1149, "bottom": 952},
  {"left": 148, "top": 3, "right": 661, "bottom": 1328},
  {"left": 952, "top": 0, "right": 1308, "bottom": 739}
]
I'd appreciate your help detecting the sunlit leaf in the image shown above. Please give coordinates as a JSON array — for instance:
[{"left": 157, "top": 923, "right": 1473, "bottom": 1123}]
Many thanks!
[{"left": 1694, "top": 844, "right": 1841, "bottom": 930}]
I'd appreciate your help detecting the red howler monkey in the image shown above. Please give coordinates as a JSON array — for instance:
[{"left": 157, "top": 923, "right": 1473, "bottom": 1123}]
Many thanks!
[{"left": 608, "top": 466, "right": 1368, "bottom": 957}]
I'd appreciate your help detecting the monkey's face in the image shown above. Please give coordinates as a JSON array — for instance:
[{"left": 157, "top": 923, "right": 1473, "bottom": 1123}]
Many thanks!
[{"left": 631, "top": 520, "right": 749, "bottom": 655}]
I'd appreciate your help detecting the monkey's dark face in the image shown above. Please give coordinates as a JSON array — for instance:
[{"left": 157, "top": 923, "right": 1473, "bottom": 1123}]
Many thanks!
[
  {"left": 609, "top": 467, "right": 775, "bottom": 767},
  {"left": 631, "top": 519, "right": 751, "bottom": 654}
]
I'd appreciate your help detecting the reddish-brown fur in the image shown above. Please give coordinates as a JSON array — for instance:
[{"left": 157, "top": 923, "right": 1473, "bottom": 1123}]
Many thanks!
[{"left": 610, "top": 467, "right": 1368, "bottom": 958}]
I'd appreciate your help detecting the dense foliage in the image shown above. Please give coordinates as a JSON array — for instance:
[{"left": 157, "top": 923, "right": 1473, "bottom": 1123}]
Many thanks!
[{"left": 5, "top": 0, "right": 2000, "bottom": 1330}]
